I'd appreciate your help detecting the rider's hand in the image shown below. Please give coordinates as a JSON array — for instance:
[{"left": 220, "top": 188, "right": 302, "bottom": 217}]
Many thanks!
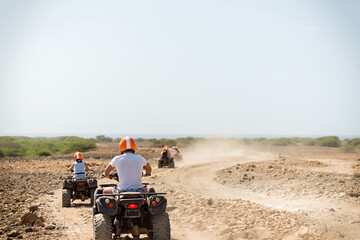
[{"left": 102, "top": 172, "right": 109, "bottom": 178}]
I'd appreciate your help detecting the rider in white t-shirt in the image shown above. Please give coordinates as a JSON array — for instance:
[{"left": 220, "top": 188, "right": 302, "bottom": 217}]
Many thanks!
[{"left": 103, "top": 136, "right": 151, "bottom": 193}]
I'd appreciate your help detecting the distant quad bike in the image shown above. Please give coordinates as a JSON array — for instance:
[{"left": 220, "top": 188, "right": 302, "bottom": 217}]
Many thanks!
[
  {"left": 93, "top": 173, "right": 170, "bottom": 240},
  {"left": 158, "top": 157, "right": 175, "bottom": 168},
  {"left": 62, "top": 174, "right": 98, "bottom": 207}
]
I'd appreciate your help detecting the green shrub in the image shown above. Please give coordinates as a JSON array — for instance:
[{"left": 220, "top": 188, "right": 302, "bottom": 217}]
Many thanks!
[
  {"left": 0, "top": 148, "right": 4, "bottom": 158},
  {"left": 0, "top": 136, "right": 97, "bottom": 157},
  {"left": 303, "top": 139, "right": 316, "bottom": 146},
  {"left": 340, "top": 143, "right": 356, "bottom": 153},
  {"left": 62, "top": 140, "right": 97, "bottom": 154},
  {"left": 150, "top": 139, "right": 178, "bottom": 148},
  {"left": 38, "top": 149, "right": 52, "bottom": 156},
  {"left": 271, "top": 138, "right": 295, "bottom": 146},
  {"left": 95, "top": 135, "right": 113, "bottom": 143},
  {"left": 315, "top": 136, "right": 341, "bottom": 147}
]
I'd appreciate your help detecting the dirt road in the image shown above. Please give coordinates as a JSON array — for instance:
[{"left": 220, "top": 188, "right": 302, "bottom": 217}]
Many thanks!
[{"left": 2, "top": 145, "right": 359, "bottom": 240}]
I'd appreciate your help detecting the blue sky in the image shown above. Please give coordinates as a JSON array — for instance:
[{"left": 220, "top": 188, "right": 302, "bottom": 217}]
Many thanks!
[{"left": 0, "top": 0, "right": 359, "bottom": 137}]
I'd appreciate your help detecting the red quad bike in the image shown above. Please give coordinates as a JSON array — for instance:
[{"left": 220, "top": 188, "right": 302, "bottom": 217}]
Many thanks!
[
  {"left": 62, "top": 172, "right": 98, "bottom": 207},
  {"left": 93, "top": 173, "right": 170, "bottom": 240}
]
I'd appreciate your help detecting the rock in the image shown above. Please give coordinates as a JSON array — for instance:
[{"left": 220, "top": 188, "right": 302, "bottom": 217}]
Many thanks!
[
  {"left": 295, "top": 226, "right": 309, "bottom": 239},
  {"left": 35, "top": 219, "right": 45, "bottom": 227},
  {"left": 349, "top": 220, "right": 360, "bottom": 224},
  {"left": 7, "top": 230, "right": 20, "bottom": 237},
  {"left": 207, "top": 198, "right": 214, "bottom": 205},
  {"left": 48, "top": 192, "right": 55, "bottom": 195},
  {"left": 25, "top": 227, "right": 34, "bottom": 232},
  {"left": 21, "top": 212, "right": 39, "bottom": 224},
  {"left": 44, "top": 225, "right": 55, "bottom": 230},
  {"left": 29, "top": 205, "right": 39, "bottom": 212},
  {"left": 167, "top": 206, "right": 177, "bottom": 211}
]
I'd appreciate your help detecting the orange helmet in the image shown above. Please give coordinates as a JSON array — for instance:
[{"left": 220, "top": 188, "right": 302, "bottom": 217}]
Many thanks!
[
  {"left": 119, "top": 136, "right": 136, "bottom": 152},
  {"left": 163, "top": 146, "right": 168, "bottom": 151},
  {"left": 74, "top": 152, "right": 83, "bottom": 160}
]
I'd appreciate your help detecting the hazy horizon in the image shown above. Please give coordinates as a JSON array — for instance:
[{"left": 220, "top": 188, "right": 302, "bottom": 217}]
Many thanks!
[{"left": 1, "top": 132, "right": 359, "bottom": 141}]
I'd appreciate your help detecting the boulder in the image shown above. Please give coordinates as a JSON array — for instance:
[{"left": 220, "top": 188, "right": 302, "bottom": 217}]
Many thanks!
[{"left": 21, "top": 212, "right": 38, "bottom": 224}]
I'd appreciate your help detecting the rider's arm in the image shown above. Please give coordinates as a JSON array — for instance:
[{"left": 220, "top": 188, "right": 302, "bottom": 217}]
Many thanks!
[
  {"left": 84, "top": 163, "right": 91, "bottom": 171},
  {"left": 68, "top": 163, "right": 74, "bottom": 171},
  {"left": 143, "top": 163, "right": 152, "bottom": 176},
  {"left": 103, "top": 164, "right": 115, "bottom": 177}
]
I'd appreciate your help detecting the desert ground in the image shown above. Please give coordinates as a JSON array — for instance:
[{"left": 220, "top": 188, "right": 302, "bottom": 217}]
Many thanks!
[{"left": 0, "top": 142, "right": 359, "bottom": 240}]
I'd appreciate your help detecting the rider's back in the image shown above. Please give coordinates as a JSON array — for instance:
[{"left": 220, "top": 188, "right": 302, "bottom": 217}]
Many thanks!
[
  {"left": 73, "top": 161, "right": 86, "bottom": 178},
  {"left": 110, "top": 152, "right": 147, "bottom": 190}
]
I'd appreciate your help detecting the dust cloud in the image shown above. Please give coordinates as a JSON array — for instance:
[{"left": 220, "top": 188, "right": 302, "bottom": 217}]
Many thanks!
[{"left": 179, "top": 139, "right": 272, "bottom": 167}]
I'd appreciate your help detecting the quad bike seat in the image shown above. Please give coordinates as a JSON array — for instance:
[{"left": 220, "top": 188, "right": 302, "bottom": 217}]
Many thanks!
[
  {"left": 120, "top": 192, "right": 144, "bottom": 199},
  {"left": 74, "top": 177, "right": 87, "bottom": 181}
]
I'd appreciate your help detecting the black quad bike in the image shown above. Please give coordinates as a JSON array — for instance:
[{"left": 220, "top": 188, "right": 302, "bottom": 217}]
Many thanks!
[
  {"left": 93, "top": 173, "right": 170, "bottom": 240},
  {"left": 158, "top": 157, "right": 174, "bottom": 168},
  {"left": 62, "top": 174, "right": 98, "bottom": 207}
]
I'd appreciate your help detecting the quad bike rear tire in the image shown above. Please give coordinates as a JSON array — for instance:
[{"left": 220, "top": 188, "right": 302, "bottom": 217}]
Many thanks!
[
  {"left": 149, "top": 212, "right": 171, "bottom": 240},
  {"left": 90, "top": 188, "right": 96, "bottom": 206},
  {"left": 93, "top": 213, "right": 113, "bottom": 240},
  {"left": 62, "top": 189, "right": 71, "bottom": 207},
  {"left": 169, "top": 160, "right": 175, "bottom": 168},
  {"left": 158, "top": 161, "right": 163, "bottom": 168}
]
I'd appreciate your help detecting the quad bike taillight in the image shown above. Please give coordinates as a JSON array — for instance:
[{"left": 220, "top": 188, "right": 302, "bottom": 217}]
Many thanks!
[
  {"left": 152, "top": 202, "right": 157, "bottom": 206},
  {"left": 78, "top": 182, "right": 84, "bottom": 185},
  {"left": 128, "top": 204, "right": 138, "bottom": 209}
]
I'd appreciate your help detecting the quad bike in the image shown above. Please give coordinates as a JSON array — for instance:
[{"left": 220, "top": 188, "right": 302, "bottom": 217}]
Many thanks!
[
  {"left": 93, "top": 173, "right": 170, "bottom": 240},
  {"left": 158, "top": 157, "right": 175, "bottom": 168},
  {"left": 62, "top": 172, "right": 98, "bottom": 207}
]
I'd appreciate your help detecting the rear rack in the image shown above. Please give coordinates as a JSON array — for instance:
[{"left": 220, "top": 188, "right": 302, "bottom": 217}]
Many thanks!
[{"left": 96, "top": 193, "right": 166, "bottom": 197}]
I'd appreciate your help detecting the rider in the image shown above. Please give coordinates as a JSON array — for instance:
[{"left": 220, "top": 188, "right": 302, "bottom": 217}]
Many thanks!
[
  {"left": 103, "top": 136, "right": 152, "bottom": 194},
  {"left": 172, "top": 146, "right": 179, "bottom": 156},
  {"left": 68, "top": 152, "right": 91, "bottom": 179},
  {"left": 160, "top": 146, "right": 171, "bottom": 163}
]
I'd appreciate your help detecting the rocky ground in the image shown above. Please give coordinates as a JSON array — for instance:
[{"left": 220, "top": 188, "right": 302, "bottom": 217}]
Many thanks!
[{"left": 0, "top": 143, "right": 359, "bottom": 240}]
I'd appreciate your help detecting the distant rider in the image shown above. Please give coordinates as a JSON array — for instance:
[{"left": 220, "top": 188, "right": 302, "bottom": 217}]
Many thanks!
[
  {"left": 172, "top": 146, "right": 179, "bottom": 156},
  {"left": 102, "top": 136, "right": 152, "bottom": 194},
  {"left": 161, "top": 146, "right": 171, "bottom": 164},
  {"left": 68, "top": 152, "right": 91, "bottom": 179}
]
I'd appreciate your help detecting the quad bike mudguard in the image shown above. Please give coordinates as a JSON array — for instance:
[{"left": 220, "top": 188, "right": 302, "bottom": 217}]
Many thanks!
[
  {"left": 147, "top": 195, "right": 167, "bottom": 215},
  {"left": 87, "top": 178, "right": 98, "bottom": 188},
  {"left": 96, "top": 196, "right": 119, "bottom": 216},
  {"left": 63, "top": 179, "right": 74, "bottom": 189}
]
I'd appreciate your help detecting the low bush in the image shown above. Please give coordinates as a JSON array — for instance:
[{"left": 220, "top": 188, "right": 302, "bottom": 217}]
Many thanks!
[
  {"left": 0, "top": 136, "right": 97, "bottom": 157},
  {"left": 315, "top": 136, "right": 341, "bottom": 147},
  {"left": 340, "top": 143, "right": 356, "bottom": 153}
]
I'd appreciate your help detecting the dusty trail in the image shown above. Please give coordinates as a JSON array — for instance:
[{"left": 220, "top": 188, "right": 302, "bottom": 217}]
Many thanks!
[
  {"left": 159, "top": 155, "right": 360, "bottom": 239},
  {"left": 40, "top": 152, "right": 360, "bottom": 240}
]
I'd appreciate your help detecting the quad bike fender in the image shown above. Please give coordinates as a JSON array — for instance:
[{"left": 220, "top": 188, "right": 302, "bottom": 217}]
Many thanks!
[
  {"left": 63, "top": 179, "right": 74, "bottom": 189},
  {"left": 87, "top": 178, "right": 98, "bottom": 188},
  {"left": 147, "top": 195, "right": 167, "bottom": 215},
  {"left": 96, "top": 197, "right": 119, "bottom": 216}
]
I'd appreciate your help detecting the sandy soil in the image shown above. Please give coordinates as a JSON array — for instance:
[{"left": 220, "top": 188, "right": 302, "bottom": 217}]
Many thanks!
[{"left": 0, "top": 143, "right": 359, "bottom": 240}]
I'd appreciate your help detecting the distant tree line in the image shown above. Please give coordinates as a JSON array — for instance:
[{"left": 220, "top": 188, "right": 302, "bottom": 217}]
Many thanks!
[
  {"left": 1, "top": 135, "right": 358, "bottom": 158},
  {"left": 0, "top": 136, "right": 97, "bottom": 158}
]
